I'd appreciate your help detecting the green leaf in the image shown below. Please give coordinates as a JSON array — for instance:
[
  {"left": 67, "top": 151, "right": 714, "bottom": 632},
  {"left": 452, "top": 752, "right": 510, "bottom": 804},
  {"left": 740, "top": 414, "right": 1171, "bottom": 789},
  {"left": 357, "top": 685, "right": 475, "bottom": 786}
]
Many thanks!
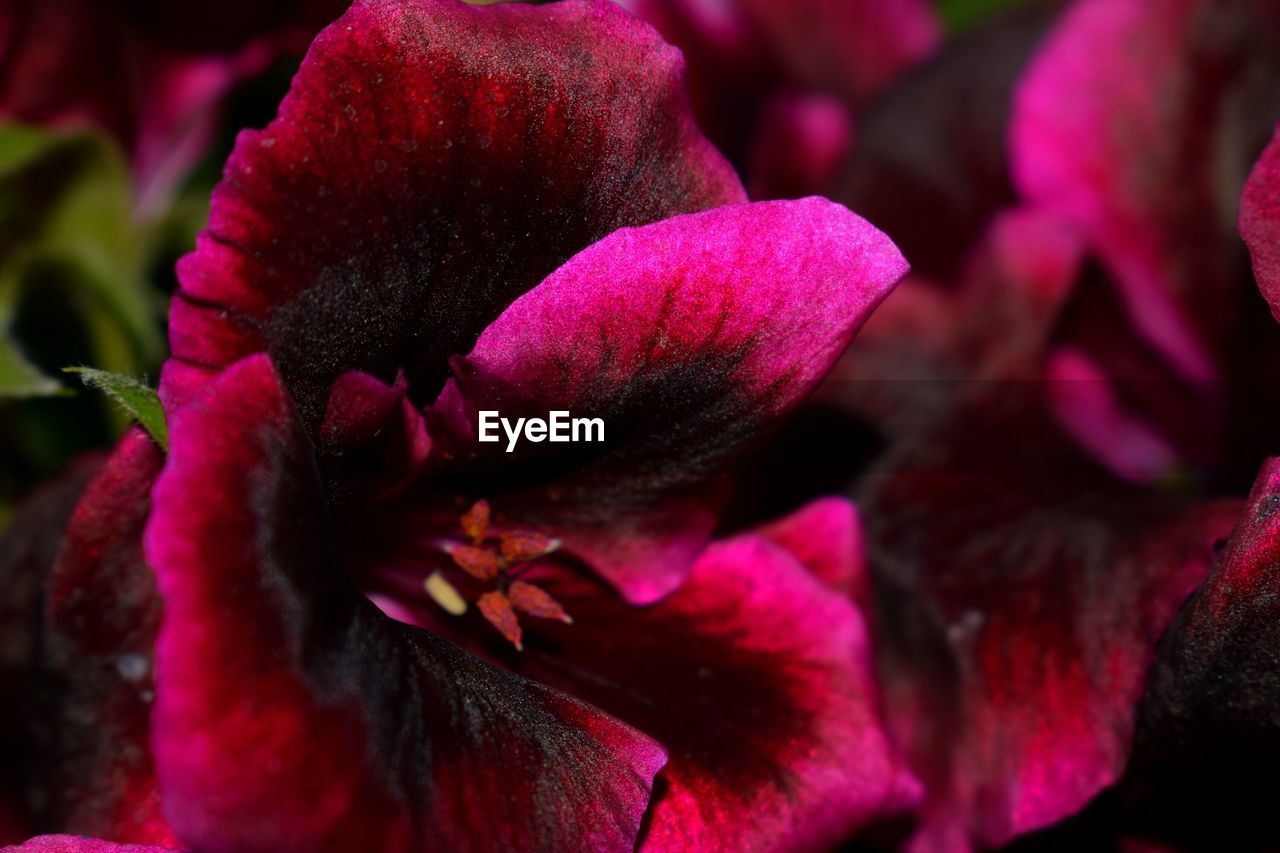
[
  {"left": 936, "top": 0, "right": 1032, "bottom": 31},
  {"left": 0, "top": 123, "right": 163, "bottom": 400},
  {"left": 63, "top": 367, "right": 168, "bottom": 451}
]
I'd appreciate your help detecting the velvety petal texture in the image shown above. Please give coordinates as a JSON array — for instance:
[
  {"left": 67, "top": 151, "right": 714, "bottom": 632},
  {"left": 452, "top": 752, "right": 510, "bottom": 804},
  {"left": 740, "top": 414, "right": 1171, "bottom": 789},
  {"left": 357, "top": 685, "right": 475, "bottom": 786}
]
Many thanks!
[
  {"left": 31, "top": 431, "right": 173, "bottom": 845},
  {"left": 449, "top": 503, "right": 919, "bottom": 851},
  {"left": 1241, "top": 126, "right": 1280, "bottom": 323},
  {"left": 1130, "top": 458, "right": 1280, "bottom": 846},
  {"left": 431, "top": 198, "right": 908, "bottom": 603},
  {"left": 144, "top": 354, "right": 666, "bottom": 852},
  {"left": 166, "top": 0, "right": 744, "bottom": 420},
  {"left": 861, "top": 390, "right": 1240, "bottom": 851},
  {"left": 2, "top": 837, "right": 176, "bottom": 853}
]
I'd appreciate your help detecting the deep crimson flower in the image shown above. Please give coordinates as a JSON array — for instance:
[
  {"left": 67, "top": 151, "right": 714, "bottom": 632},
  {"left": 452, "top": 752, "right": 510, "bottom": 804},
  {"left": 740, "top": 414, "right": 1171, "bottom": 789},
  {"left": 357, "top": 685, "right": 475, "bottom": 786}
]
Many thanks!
[
  {"left": 804, "top": 1, "right": 1280, "bottom": 846},
  {"left": 0, "top": 0, "right": 347, "bottom": 213},
  {"left": 1, "top": 0, "right": 917, "bottom": 848},
  {"left": 618, "top": 0, "right": 941, "bottom": 199}
]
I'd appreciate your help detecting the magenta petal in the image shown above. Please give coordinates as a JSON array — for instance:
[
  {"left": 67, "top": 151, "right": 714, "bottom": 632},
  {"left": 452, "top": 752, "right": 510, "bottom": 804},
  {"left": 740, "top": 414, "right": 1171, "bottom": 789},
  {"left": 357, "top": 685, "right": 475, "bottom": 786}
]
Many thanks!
[
  {"left": 2, "top": 837, "right": 177, "bottom": 853},
  {"left": 433, "top": 198, "right": 907, "bottom": 603},
  {"left": 502, "top": 527, "right": 918, "bottom": 850},
  {"left": 144, "top": 354, "right": 665, "bottom": 852},
  {"left": 862, "top": 391, "right": 1240, "bottom": 849},
  {"left": 756, "top": 496, "right": 867, "bottom": 601},
  {"left": 1011, "top": 0, "right": 1280, "bottom": 385},
  {"left": 1241, "top": 126, "right": 1280, "bottom": 324},
  {"left": 165, "top": 0, "right": 743, "bottom": 420}
]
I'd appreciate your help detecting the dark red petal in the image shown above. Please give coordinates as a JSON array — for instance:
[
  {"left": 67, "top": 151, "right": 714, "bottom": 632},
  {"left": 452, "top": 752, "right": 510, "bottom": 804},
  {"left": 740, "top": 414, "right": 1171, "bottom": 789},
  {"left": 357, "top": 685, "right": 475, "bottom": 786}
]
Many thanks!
[
  {"left": 165, "top": 0, "right": 744, "bottom": 421},
  {"left": 833, "top": 207, "right": 1084, "bottom": 441},
  {"left": 432, "top": 198, "right": 907, "bottom": 604},
  {"left": 744, "top": 92, "right": 854, "bottom": 200},
  {"left": 2, "top": 836, "right": 177, "bottom": 852},
  {"left": 836, "top": 1, "right": 1065, "bottom": 280},
  {"left": 862, "top": 389, "right": 1240, "bottom": 849},
  {"left": 733, "top": 0, "right": 940, "bottom": 104},
  {"left": 1241, "top": 126, "right": 1280, "bottom": 324},
  {"left": 144, "top": 354, "right": 665, "bottom": 852},
  {"left": 1130, "top": 458, "right": 1280, "bottom": 846},
  {"left": 318, "top": 370, "right": 407, "bottom": 454},
  {"left": 34, "top": 431, "right": 175, "bottom": 845},
  {"left": 1012, "top": 0, "right": 1280, "bottom": 386},
  {"left": 0, "top": 0, "right": 330, "bottom": 214},
  {"left": 107, "top": 0, "right": 346, "bottom": 54},
  {"left": 499, "top": 526, "right": 919, "bottom": 850},
  {"left": 624, "top": 0, "right": 936, "bottom": 197},
  {"left": 0, "top": 458, "right": 101, "bottom": 825}
]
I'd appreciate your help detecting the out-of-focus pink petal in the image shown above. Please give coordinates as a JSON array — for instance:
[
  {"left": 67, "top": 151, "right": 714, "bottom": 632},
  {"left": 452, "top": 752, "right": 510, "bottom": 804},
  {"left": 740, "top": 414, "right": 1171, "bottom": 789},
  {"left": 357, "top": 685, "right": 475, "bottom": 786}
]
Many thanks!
[
  {"left": 861, "top": 389, "right": 1240, "bottom": 850},
  {"left": 745, "top": 93, "right": 854, "bottom": 200},
  {"left": 1012, "top": 0, "right": 1280, "bottom": 386},
  {"left": 837, "top": 1, "right": 1065, "bottom": 280},
  {"left": 1241, "top": 126, "right": 1280, "bottom": 323},
  {"left": 36, "top": 431, "right": 175, "bottom": 845}
]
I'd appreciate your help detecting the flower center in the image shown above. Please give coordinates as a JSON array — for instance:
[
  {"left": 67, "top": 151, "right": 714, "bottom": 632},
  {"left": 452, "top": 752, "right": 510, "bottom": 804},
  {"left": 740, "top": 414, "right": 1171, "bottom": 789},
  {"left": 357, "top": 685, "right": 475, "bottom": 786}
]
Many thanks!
[{"left": 422, "top": 500, "right": 572, "bottom": 650}]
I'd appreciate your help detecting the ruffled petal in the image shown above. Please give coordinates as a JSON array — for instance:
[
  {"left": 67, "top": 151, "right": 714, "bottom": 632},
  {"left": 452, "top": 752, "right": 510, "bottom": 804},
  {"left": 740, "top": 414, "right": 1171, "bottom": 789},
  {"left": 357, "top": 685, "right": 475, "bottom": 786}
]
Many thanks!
[
  {"left": 144, "top": 354, "right": 665, "bottom": 852},
  {"left": 484, "top": 520, "right": 918, "bottom": 850},
  {"left": 165, "top": 0, "right": 743, "bottom": 421},
  {"left": 431, "top": 198, "right": 907, "bottom": 603},
  {"left": 861, "top": 389, "right": 1240, "bottom": 850}
]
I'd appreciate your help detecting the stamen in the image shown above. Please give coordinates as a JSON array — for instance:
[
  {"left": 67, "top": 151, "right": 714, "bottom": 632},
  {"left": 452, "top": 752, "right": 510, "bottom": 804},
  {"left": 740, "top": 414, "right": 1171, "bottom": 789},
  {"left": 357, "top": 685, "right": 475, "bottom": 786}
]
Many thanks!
[
  {"left": 477, "top": 590, "right": 523, "bottom": 651},
  {"left": 508, "top": 580, "right": 573, "bottom": 624},
  {"left": 499, "top": 531, "right": 559, "bottom": 564},
  {"left": 448, "top": 543, "right": 501, "bottom": 580},
  {"left": 424, "top": 570, "right": 468, "bottom": 616},
  {"left": 460, "top": 499, "right": 491, "bottom": 543}
]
